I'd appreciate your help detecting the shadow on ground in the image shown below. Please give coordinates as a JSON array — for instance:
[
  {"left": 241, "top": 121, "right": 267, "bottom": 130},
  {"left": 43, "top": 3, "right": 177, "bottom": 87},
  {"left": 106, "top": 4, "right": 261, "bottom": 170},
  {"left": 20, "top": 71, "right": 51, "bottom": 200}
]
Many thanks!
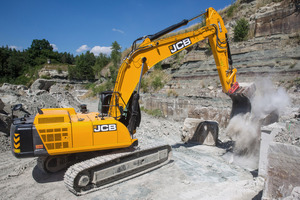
[{"left": 32, "top": 165, "right": 64, "bottom": 183}]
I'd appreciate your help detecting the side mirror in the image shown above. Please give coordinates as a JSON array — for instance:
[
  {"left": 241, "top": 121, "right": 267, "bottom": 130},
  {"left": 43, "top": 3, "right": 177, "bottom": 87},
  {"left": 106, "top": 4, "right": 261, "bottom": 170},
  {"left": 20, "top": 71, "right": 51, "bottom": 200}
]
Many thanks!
[
  {"left": 12, "top": 104, "right": 23, "bottom": 111},
  {"left": 11, "top": 104, "right": 31, "bottom": 118}
]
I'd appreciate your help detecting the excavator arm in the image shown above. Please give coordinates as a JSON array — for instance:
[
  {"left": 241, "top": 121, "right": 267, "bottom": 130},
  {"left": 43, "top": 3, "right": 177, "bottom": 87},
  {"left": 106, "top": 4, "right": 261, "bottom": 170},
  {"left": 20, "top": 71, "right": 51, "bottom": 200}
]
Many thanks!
[{"left": 108, "top": 7, "right": 253, "bottom": 131}]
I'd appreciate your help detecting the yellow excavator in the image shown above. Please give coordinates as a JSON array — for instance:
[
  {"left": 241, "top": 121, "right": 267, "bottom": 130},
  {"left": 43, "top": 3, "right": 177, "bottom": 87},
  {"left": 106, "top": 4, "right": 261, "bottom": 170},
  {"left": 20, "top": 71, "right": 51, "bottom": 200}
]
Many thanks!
[{"left": 11, "top": 8, "right": 254, "bottom": 195}]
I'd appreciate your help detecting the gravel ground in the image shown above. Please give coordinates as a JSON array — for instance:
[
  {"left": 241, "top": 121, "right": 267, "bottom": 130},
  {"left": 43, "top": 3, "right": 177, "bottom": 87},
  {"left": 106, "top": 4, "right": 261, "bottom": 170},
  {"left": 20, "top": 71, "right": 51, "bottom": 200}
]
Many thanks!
[{"left": 0, "top": 110, "right": 263, "bottom": 200}]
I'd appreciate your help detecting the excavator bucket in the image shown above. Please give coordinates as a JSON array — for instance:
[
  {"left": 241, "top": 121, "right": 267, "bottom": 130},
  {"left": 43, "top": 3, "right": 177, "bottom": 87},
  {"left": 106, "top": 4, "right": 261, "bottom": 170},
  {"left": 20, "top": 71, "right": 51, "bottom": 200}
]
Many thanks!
[{"left": 229, "top": 82, "right": 256, "bottom": 118}]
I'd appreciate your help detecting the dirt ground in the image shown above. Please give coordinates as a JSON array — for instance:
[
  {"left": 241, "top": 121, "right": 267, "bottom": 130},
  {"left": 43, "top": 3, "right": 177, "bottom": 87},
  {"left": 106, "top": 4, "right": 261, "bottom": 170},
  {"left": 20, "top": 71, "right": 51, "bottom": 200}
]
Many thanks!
[{"left": 0, "top": 110, "right": 263, "bottom": 200}]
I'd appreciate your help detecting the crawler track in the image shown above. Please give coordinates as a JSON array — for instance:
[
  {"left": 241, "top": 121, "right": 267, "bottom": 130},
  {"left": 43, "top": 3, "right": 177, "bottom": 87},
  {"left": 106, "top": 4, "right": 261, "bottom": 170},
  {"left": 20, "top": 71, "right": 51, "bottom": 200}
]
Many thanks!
[{"left": 64, "top": 144, "right": 172, "bottom": 195}]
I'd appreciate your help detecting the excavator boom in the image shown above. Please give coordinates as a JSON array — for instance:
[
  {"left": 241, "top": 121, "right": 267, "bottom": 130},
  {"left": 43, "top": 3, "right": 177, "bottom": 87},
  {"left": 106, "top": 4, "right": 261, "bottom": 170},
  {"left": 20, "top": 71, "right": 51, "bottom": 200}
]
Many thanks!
[{"left": 109, "top": 7, "right": 254, "bottom": 122}]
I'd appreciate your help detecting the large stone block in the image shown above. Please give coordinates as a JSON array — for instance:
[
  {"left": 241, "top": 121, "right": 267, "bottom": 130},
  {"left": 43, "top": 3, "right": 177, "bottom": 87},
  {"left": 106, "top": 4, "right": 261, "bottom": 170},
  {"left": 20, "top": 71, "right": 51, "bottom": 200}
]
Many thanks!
[
  {"left": 30, "top": 79, "right": 55, "bottom": 92},
  {"left": 259, "top": 123, "right": 285, "bottom": 178},
  {"left": 181, "top": 118, "right": 218, "bottom": 146},
  {"left": 262, "top": 142, "right": 300, "bottom": 199}
]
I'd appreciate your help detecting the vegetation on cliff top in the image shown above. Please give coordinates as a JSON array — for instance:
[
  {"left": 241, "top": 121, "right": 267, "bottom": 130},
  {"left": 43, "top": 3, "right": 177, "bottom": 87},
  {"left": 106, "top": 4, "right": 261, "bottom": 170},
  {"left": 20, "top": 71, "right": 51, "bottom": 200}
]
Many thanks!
[
  {"left": 0, "top": 39, "right": 74, "bottom": 85},
  {"left": 0, "top": 39, "right": 119, "bottom": 90}
]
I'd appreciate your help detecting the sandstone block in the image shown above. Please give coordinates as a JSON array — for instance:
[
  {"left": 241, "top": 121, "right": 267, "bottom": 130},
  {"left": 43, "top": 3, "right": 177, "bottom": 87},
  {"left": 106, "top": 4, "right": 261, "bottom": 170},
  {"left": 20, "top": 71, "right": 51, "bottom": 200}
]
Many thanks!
[
  {"left": 31, "top": 79, "right": 55, "bottom": 91},
  {"left": 182, "top": 118, "right": 218, "bottom": 146},
  {"left": 262, "top": 142, "right": 300, "bottom": 199}
]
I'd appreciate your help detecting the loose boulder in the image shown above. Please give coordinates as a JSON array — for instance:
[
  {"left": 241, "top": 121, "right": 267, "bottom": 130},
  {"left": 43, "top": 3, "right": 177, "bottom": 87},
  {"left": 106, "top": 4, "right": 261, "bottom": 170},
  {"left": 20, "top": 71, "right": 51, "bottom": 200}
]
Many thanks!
[
  {"left": 182, "top": 118, "right": 218, "bottom": 146},
  {"left": 31, "top": 79, "right": 55, "bottom": 92}
]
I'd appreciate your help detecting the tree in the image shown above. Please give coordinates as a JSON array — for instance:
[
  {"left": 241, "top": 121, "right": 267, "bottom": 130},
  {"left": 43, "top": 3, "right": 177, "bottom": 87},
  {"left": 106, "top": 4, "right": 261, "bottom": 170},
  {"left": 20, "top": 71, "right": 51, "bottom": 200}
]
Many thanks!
[
  {"left": 93, "top": 53, "right": 110, "bottom": 78},
  {"left": 234, "top": 18, "right": 249, "bottom": 42},
  {"left": 111, "top": 41, "right": 121, "bottom": 67},
  {"left": 0, "top": 46, "right": 10, "bottom": 77},
  {"left": 74, "top": 51, "right": 96, "bottom": 80},
  {"left": 0, "top": 39, "right": 77, "bottom": 85},
  {"left": 26, "top": 39, "right": 54, "bottom": 66},
  {"left": 61, "top": 52, "right": 74, "bottom": 64},
  {"left": 7, "top": 49, "right": 24, "bottom": 79},
  {"left": 28, "top": 39, "right": 53, "bottom": 57},
  {"left": 110, "top": 41, "right": 121, "bottom": 81}
]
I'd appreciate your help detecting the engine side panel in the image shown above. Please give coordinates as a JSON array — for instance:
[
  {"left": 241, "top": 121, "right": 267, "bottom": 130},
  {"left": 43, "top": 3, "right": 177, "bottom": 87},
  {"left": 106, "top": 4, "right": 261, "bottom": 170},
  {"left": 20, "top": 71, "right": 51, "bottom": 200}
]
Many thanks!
[{"left": 33, "top": 110, "right": 136, "bottom": 156}]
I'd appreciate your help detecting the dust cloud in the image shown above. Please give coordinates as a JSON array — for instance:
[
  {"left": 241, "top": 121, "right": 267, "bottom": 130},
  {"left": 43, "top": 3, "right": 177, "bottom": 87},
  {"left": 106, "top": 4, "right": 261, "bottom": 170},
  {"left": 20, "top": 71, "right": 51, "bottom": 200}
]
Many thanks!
[{"left": 225, "top": 79, "right": 290, "bottom": 169}]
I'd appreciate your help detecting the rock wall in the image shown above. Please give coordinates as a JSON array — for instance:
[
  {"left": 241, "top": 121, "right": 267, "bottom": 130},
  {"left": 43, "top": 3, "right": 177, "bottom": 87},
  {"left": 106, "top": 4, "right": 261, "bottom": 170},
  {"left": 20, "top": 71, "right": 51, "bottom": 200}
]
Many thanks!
[
  {"left": 0, "top": 98, "right": 10, "bottom": 134},
  {"left": 140, "top": 0, "right": 300, "bottom": 127},
  {"left": 254, "top": 0, "right": 300, "bottom": 37},
  {"left": 140, "top": 92, "right": 231, "bottom": 127}
]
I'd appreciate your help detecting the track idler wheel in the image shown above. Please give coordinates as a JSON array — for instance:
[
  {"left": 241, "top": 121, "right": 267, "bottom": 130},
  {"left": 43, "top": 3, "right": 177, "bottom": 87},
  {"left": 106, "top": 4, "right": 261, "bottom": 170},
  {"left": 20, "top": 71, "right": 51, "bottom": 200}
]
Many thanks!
[{"left": 75, "top": 172, "right": 91, "bottom": 188}]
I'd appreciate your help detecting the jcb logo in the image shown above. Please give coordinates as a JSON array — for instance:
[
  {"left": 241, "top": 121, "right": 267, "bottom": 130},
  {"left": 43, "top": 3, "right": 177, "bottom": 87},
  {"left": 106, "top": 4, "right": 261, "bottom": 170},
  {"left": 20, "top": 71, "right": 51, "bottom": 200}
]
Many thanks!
[
  {"left": 94, "top": 124, "right": 117, "bottom": 132},
  {"left": 169, "top": 38, "right": 191, "bottom": 54}
]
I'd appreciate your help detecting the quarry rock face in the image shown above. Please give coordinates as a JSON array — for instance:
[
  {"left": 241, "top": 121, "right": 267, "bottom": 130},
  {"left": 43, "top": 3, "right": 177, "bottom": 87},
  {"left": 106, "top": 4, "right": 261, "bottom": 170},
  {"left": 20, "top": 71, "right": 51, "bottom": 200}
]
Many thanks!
[
  {"left": 38, "top": 66, "right": 68, "bottom": 79},
  {"left": 140, "top": 93, "right": 231, "bottom": 127},
  {"left": 0, "top": 98, "right": 10, "bottom": 134},
  {"left": 140, "top": 1, "right": 300, "bottom": 127},
  {"left": 254, "top": 0, "right": 300, "bottom": 37}
]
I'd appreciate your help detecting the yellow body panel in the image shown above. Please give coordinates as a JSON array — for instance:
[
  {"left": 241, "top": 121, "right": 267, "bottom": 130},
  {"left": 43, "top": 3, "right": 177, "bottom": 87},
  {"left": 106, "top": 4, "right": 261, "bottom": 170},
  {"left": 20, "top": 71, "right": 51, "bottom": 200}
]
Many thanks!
[
  {"left": 70, "top": 113, "right": 93, "bottom": 148},
  {"left": 34, "top": 109, "right": 136, "bottom": 156}
]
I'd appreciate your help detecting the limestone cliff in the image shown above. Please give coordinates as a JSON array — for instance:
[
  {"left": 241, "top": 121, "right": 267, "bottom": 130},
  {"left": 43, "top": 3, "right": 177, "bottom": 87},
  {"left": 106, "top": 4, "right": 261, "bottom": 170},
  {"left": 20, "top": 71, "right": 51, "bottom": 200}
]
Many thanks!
[{"left": 140, "top": 0, "right": 300, "bottom": 126}]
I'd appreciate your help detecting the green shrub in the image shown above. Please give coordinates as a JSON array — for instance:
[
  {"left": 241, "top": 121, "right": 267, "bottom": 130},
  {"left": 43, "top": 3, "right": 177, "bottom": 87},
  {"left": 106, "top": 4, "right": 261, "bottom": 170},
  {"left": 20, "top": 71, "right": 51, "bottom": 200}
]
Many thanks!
[
  {"left": 227, "top": 3, "right": 238, "bottom": 18},
  {"left": 14, "top": 75, "right": 31, "bottom": 86},
  {"left": 152, "top": 75, "right": 164, "bottom": 90},
  {"left": 154, "top": 62, "right": 162, "bottom": 70},
  {"left": 141, "top": 79, "right": 149, "bottom": 93},
  {"left": 57, "top": 67, "right": 63, "bottom": 74},
  {"left": 65, "top": 84, "right": 70, "bottom": 91},
  {"left": 234, "top": 18, "right": 250, "bottom": 42},
  {"left": 86, "top": 81, "right": 115, "bottom": 97},
  {"left": 149, "top": 109, "right": 163, "bottom": 117},
  {"left": 141, "top": 68, "right": 169, "bottom": 93},
  {"left": 40, "top": 75, "right": 51, "bottom": 79},
  {"left": 140, "top": 107, "right": 163, "bottom": 118},
  {"left": 167, "top": 89, "right": 179, "bottom": 97}
]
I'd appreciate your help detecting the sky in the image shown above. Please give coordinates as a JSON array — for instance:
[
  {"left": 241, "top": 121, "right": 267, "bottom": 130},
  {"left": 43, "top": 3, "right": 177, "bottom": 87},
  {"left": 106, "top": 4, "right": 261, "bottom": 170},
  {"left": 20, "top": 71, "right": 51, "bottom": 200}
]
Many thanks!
[{"left": 0, "top": 0, "right": 232, "bottom": 56}]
